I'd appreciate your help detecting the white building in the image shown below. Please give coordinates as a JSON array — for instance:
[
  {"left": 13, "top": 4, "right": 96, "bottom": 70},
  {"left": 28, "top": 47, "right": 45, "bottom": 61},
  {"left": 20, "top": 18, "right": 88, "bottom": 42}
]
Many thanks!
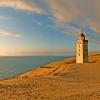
[{"left": 76, "top": 32, "right": 88, "bottom": 63}]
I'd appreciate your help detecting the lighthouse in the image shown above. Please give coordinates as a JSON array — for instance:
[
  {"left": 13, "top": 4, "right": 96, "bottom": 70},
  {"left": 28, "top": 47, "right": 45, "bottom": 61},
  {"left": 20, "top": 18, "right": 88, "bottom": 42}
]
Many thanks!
[{"left": 76, "top": 32, "right": 88, "bottom": 63}]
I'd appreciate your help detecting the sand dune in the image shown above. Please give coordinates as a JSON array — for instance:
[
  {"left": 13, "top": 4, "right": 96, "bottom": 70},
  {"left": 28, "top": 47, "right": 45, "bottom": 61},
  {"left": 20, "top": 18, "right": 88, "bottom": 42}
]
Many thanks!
[{"left": 0, "top": 52, "right": 100, "bottom": 100}]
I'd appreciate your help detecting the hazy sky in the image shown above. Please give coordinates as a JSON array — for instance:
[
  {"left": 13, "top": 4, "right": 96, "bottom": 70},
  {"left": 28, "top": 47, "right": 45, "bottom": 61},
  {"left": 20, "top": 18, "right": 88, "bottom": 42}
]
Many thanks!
[{"left": 0, "top": 0, "right": 100, "bottom": 56}]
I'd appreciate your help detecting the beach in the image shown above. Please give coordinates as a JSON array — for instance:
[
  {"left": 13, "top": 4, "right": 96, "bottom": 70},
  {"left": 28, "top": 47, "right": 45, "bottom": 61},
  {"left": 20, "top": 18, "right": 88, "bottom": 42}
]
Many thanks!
[{"left": 0, "top": 52, "right": 100, "bottom": 100}]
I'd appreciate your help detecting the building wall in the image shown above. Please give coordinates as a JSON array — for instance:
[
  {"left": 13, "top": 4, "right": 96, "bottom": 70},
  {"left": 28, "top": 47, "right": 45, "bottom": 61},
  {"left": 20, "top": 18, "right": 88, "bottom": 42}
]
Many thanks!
[
  {"left": 83, "top": 41, "right": 88, "bottom": 63},
  {"left": 76, "top": 40, "right": 84, "bottom": 63},
  {"left": 76, "top": 39, "right": 88, "bottom": 63}
]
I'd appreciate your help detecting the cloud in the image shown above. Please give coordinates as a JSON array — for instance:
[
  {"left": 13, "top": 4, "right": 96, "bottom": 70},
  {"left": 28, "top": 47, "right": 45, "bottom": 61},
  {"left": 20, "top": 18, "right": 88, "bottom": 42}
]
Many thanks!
[
  {"left": 0, "top": 0, "right": 43, "bottom": 14},
  {"left": 44, "top": 0, "right": 78, "bottom": 23},
  {"left": 0, "top": 29, "right": 22, "bottom": 38},
  {"left": 44, "top": 0, "right": 100, "bottom": 32},
  {"left": 1, "top": 0, "right": 99, "bottom": 34},
  {"left": 0, "top": 15, "right": 11, "bottom": 20},
  {"left": 0, "top": 48, "right": 73, "bottom": 56},
  {"left": 44, "top": 0, "right": 100, "bottom": 45}
]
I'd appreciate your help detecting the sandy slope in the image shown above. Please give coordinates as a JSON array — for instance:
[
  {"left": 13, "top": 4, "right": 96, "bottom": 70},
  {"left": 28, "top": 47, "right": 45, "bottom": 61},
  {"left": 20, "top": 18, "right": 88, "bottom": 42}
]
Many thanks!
[{"left": 0, "top": 52, "right": 100, "bottom": 100}]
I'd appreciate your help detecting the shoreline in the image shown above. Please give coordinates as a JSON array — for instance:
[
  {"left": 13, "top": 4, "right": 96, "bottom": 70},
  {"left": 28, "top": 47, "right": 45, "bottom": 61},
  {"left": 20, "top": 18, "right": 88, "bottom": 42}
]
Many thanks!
[
  {"left": 0, "top": 56, "right": 72, "bottom": 81},
  {"left": 0, "top": 52, "right": 100, "bottom": 100},
  {"left": 0, "top": 52, "right": 100, "bottom": 81}
]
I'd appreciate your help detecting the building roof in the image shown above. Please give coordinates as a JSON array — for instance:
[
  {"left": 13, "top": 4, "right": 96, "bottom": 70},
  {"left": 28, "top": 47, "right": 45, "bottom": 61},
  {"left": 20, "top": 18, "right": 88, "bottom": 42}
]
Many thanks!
[{"left": 80, "top": 33, "right": 85, "bottom": 37}]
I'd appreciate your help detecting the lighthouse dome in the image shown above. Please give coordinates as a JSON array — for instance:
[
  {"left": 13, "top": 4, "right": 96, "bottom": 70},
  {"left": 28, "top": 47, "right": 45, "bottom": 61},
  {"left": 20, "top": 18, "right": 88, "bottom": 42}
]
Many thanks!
[{"left": 80, "top": 32, "right": 85, "bottom": 40}]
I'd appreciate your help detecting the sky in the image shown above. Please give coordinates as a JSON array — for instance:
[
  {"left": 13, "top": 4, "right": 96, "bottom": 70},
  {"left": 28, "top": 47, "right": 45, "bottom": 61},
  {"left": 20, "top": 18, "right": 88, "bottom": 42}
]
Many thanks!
[{"left": 0, "top": 0, "right": 100, "bottom": 56}]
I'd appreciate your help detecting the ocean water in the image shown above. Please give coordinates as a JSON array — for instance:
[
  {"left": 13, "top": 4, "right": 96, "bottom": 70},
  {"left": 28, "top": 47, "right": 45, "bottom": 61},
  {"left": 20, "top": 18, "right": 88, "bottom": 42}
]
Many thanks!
[{"left": 0, "top": 56, "right": 70, "bottom": 80}]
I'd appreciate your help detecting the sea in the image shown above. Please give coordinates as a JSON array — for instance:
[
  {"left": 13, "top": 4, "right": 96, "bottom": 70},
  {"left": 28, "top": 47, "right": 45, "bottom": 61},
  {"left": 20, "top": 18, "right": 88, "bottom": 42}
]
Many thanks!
[{"left": 0, "top": 56, "right": 72, "bottom": 80}]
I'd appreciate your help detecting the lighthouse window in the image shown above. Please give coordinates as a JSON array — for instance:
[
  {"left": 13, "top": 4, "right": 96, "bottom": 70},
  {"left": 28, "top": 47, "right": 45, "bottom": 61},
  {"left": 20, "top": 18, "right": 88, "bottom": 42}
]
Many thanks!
[{"left": 79, "top": 53, "right": 80, "bottom": 56}]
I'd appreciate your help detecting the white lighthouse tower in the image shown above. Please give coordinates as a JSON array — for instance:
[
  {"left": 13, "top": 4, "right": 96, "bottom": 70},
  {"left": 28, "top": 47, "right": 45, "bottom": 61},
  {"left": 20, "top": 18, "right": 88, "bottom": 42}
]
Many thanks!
[{"left": 76, "top": 32, "right": 88, "bottom": 63}]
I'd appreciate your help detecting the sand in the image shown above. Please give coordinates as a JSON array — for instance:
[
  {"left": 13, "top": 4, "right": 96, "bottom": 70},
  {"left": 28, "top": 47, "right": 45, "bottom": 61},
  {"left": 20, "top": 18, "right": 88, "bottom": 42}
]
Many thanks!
[{"left": 0, "top": 52, "right": 100, "bottom": 100}]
